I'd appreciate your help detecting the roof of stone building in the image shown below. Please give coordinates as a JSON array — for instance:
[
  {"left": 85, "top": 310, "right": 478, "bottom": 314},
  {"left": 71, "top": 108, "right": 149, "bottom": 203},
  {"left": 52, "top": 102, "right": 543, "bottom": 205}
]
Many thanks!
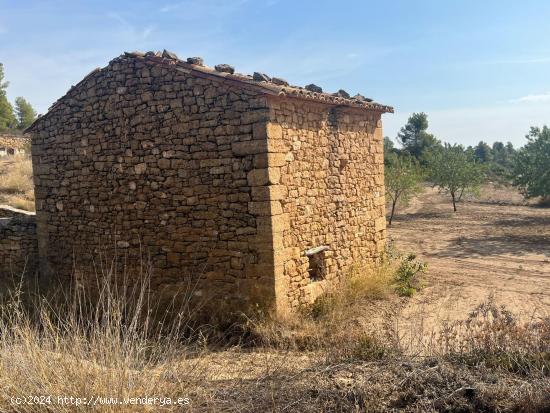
[
  {"left": 28, "top": 50, "right": 393, "bottom": 132},
  {"left": 0, "top": 133, "right": 30, "bottom": 150}
]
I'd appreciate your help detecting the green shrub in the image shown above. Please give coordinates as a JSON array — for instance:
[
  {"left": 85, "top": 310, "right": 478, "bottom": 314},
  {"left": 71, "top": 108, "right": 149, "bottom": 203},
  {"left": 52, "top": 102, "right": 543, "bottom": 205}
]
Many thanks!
[{"left": 393, "top": 254, "right": 427, "bottom": 297}]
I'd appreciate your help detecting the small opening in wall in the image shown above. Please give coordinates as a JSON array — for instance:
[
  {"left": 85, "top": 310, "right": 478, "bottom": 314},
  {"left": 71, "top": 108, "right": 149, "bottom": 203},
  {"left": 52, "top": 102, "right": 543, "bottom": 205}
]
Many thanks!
[{"left": 305, "top": 245, "right": 329, "bottom": 282}]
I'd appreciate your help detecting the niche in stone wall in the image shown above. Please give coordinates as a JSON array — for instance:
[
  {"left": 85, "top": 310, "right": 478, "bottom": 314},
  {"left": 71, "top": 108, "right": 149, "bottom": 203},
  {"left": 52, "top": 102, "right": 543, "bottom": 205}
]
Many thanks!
[{"left": 305, "top": 245, "right": 329, "bottom": 282}]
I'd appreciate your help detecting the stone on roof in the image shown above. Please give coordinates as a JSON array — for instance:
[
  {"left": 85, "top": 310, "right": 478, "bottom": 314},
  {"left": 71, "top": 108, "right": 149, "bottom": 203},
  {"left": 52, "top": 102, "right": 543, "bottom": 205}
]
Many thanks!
[
  {"left": 253, "top": 72, "right": 271, "bottom": 82},
  {"left": 186, "top": 57, "right": 204, "bottom": 66},
  {"left": 334, "top": 89, "right": 350, "bottom": 99},
  {"left": 162, "top": 49, "right": 178, "bottom": 60},
  {"left": 271, "top": 77, "right": 289, "bottom": 86},
  {"left": 214, "top": 64, "right": 235, "bottom": 74},
  {"left": 305, "top": 83, "right": 323, "bottom": 93},
  {"left": 27, "top": 50, "right": 393, "bottom": 132}
]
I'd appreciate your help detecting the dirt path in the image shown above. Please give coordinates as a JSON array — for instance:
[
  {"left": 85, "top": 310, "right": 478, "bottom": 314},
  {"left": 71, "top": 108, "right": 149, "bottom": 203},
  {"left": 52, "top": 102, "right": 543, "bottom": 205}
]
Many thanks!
[{"left": 389, "top": 186, "right": 550, "bottom": 330}]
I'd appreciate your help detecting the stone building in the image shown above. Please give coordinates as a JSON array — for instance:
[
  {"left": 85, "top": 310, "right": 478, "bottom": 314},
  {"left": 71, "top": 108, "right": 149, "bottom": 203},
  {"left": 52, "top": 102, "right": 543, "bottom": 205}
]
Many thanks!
[
  {"left": 27, "top": 50, "right": 392, "bottom": 313},
  {"left": 0, "top": 134, "right": 30, "bottom": 156}
]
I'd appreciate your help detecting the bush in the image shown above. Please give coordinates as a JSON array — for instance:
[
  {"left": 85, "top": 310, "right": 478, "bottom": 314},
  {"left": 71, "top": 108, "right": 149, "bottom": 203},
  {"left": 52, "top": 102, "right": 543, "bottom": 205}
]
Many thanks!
[
  {"left": 393, "top": 254, "right": 427, "bottom": 297},
  {"left": 438, "top": 298, "right": 550, "bottom": 376}
]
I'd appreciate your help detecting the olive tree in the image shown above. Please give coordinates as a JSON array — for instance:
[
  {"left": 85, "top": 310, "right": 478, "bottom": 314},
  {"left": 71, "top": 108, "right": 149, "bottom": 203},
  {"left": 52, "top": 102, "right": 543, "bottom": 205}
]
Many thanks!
[
  {"left": 511, "top": 126, "right": 550, "bottom": 201},
  {"left": 385, "top": 154, "right": 423, "bottom": 225},
  {"left": 426, "top": 144, "right": 485, "bottom": 212}
]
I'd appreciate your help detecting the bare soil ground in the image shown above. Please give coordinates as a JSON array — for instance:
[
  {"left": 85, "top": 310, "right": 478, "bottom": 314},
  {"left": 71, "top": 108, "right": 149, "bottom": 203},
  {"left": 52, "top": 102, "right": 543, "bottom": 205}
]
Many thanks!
[{"left": 390, "top": 185, "right": 550, "bottom": 330}]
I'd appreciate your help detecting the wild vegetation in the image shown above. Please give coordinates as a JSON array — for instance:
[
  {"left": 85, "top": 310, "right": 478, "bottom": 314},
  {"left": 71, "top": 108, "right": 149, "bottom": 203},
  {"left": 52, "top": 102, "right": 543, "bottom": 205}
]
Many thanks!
[
  {"left": 0, "top": 62, "right": 548, "bottom": 411},
  {"left": 384, "top": 154, "right": 423, "bottom": 225},
  {"left": 511, "top": 126, "right": 550, "bottom": 202},
  {"left": 0, "top": 62, "right": 37, "bottom": 132},
  {"left": 424, "top": 144, "right": 485, "bottom": 212},
  {"left": 384, "top": 112, "right": 549, "bottom": 220},
  {"left": 0, "top": 154, "right": 34, "bottom": 211},
  {"left": 0, "top": 248, "right": 548, "bottom": 412}
]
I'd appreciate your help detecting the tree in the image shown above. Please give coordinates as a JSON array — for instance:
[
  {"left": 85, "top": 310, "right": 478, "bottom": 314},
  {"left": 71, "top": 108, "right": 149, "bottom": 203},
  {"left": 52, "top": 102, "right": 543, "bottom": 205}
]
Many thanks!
[
  {"left": 14, "top": 97, "right": 37, "bottom": 130},
  {"left": 474, "top": 141, "right": 492, "bottom": 163},
  {"left": 385, "top": 153, "right": 423, "bottom": 225},
  {"left": 511, "top": 126, "right": 550, "bottom": 199},
  {"left": 425, "top": 144, "right": 485, "bottom": 212},
  {"left": 384, "top": 136, "right": 398, "bottom": 164},
  {"left": 397, "top": 112, "right": 440, "bottom": 159},
  {"left": 0, "top": 63, "right": 16, "bottom": 132}
]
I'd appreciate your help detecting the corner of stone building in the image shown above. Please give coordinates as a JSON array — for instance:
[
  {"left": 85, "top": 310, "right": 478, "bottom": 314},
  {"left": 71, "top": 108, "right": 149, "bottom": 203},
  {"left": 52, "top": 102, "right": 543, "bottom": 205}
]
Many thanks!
[
  {"left": 243, "top": 113, "right": 293, "bottom": 316},
  {"left": 373, "top": 112, "right": 388, "bottom": 255}
]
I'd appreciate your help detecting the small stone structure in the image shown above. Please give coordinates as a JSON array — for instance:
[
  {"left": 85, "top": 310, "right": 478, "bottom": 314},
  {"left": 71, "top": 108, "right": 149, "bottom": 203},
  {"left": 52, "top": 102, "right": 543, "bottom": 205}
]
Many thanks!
[
  {"left": 0, "top": 134, "right": 30, "bottom": 156},
  {"left": 0, "top": 206, "right": 38, "bottom": 283},
  {"left": 27, "top": 50, "right": 392, "bottom": 313}
]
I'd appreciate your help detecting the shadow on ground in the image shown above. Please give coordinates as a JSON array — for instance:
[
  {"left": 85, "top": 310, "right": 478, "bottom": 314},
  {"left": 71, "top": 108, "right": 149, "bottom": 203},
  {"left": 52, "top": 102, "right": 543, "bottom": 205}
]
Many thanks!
[{"left": 436, "top": 234, "right": 550, "bottom": 258}]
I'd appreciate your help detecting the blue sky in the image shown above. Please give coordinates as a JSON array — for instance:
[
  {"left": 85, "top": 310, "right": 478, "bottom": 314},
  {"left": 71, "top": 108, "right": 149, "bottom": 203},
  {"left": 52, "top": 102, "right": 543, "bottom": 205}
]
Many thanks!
[{"left": 1, "top": 0, "right": 550, "bottom": 147}]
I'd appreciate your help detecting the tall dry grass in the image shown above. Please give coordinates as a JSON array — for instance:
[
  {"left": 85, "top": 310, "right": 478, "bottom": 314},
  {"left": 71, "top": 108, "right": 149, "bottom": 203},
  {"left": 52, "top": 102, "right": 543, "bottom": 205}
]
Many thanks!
[
  {"left": 0, "top": 271, "right": 208, "bottom": 412},
  {"left": 0, "top": 253, "right": 549, "bottom": 411},
  {"left": 248, "top": 262, "right": 400, "bottom": 362},
  {"left": 0, "top": 154, "right": 34, "bottom": 211}
]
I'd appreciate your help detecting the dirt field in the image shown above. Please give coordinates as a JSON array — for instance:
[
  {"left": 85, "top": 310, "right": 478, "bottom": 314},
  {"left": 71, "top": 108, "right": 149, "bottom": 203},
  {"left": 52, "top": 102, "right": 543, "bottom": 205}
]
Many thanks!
[{"left": 390, "top": 185, "right": 550, "bottom": 330}]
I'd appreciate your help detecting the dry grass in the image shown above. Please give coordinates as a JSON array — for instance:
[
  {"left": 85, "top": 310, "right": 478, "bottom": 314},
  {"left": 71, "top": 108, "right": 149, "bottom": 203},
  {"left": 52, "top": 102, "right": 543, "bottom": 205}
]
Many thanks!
[
  {"left": 0, "top": 273, "right": 208, "bottom": 412},
  {"left": 0, "top": 155, "right": 34, "bottom": 211},
  {"left": 0, "top": 257, "right": 549, "bottom": 412}
]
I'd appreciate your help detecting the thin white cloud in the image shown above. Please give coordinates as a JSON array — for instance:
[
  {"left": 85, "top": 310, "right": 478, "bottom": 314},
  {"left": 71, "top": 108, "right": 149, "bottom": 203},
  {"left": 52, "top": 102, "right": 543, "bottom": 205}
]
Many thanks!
[
  {"left": 470, "top": 56, "right": 550, "bottom": 67},
  {"left": 159, "top": 4, "right": 179, "bottom": 13},
  {"left": 508, "top": 92, "right": 550, "bottom": 103},
  {"left": 106, "top": 12, "right": 155, "bottom": 41},
  {"left": 159, "top": 0, "right": 249, "bottom": 16},
  {"left": 495, "top": 57, "right": 550, "bottom": 64},
  {"left": 142, "top": 26, "right": 154, "bottom": 40}
]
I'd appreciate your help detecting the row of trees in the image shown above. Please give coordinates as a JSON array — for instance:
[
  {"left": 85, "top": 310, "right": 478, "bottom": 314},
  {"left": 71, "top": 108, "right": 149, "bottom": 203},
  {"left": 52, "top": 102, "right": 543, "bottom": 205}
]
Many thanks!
[
  {"left": 385, "top": 112, "right": 517, "bottom": 175},
  {"left": 384, "top": 113, "right": 550, "bottom": 224},
  {"left": 0, "top": 63, "right": 37, "bottom": 132}
]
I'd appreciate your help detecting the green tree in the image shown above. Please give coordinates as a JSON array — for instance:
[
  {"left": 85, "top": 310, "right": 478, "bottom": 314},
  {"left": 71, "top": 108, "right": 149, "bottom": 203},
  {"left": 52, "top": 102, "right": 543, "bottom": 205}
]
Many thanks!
[
  {"left": 397, "top": 112, "right": 440, "bottom": 159},
  {"left": 474, "top": 141, "right": 492, "bottom": 163},
  {"left": 0, "top": 63, "right": 16, "bottom": 131},
  {"left": 426, "top": 144, "right": 485, "bottom": 212},
  {"left": 14, "top": 97, "right": 37, "bottom": 130},
  {"left": 384, "top": 136, "right": 398, "bottom": 164},
  {"left": 511, "top": 126, "right": 550, "bottom": 199},
  {"left": 385, "top": 154, "right": 423, "bottom": 225}
]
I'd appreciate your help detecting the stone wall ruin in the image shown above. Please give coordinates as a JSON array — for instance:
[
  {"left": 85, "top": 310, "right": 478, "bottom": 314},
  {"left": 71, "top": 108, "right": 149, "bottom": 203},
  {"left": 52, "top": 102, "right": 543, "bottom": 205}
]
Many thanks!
[{"left": 27, "top": 51, "right": 392, "bottom": 313}]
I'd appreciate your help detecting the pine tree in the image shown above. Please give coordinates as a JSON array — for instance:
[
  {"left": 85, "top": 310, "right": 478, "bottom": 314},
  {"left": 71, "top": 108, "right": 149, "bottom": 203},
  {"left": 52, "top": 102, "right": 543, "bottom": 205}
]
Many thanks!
[
  {"left": 0, "top": 63, "right": 16, "bottom": 131},
  {"left": 397, "top": 112, "right": 441, "bottom": 160},
  {"left": 15, "top": 97, "right": 37, "bottom": 130}
]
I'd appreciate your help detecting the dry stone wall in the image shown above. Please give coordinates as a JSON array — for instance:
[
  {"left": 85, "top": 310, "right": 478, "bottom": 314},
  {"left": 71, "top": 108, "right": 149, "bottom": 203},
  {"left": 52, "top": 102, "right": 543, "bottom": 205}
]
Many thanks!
[
  {"left": 0, "top": 134, "right": 30, "bottom": 156},
  {"left": 29, "top": 52, "right": 390, "bottom": 314},
  {"left": 31, "top": 55, "right": 277, "bottom": 310},
  {"left": 267, "top": 97, "right": 386, "bottom": 307},
  {"left": 0, "top": 207, "right": 38, "bottom": 282}
]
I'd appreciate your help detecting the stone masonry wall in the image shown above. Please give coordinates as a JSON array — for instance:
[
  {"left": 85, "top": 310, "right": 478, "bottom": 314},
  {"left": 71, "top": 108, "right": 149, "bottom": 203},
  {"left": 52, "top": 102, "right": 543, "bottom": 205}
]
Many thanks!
[
  {"left": 267, "top": 97, "right": 386, "bottom": 308},
  {"left": 0, "top": 208, "right": 38, "bottom": 281},
  {"left": 0, "top": 134, "right": 30, "bottom": 156},
  {"left": 31, "top": 55, "right": 278, "bottom": 310}
]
